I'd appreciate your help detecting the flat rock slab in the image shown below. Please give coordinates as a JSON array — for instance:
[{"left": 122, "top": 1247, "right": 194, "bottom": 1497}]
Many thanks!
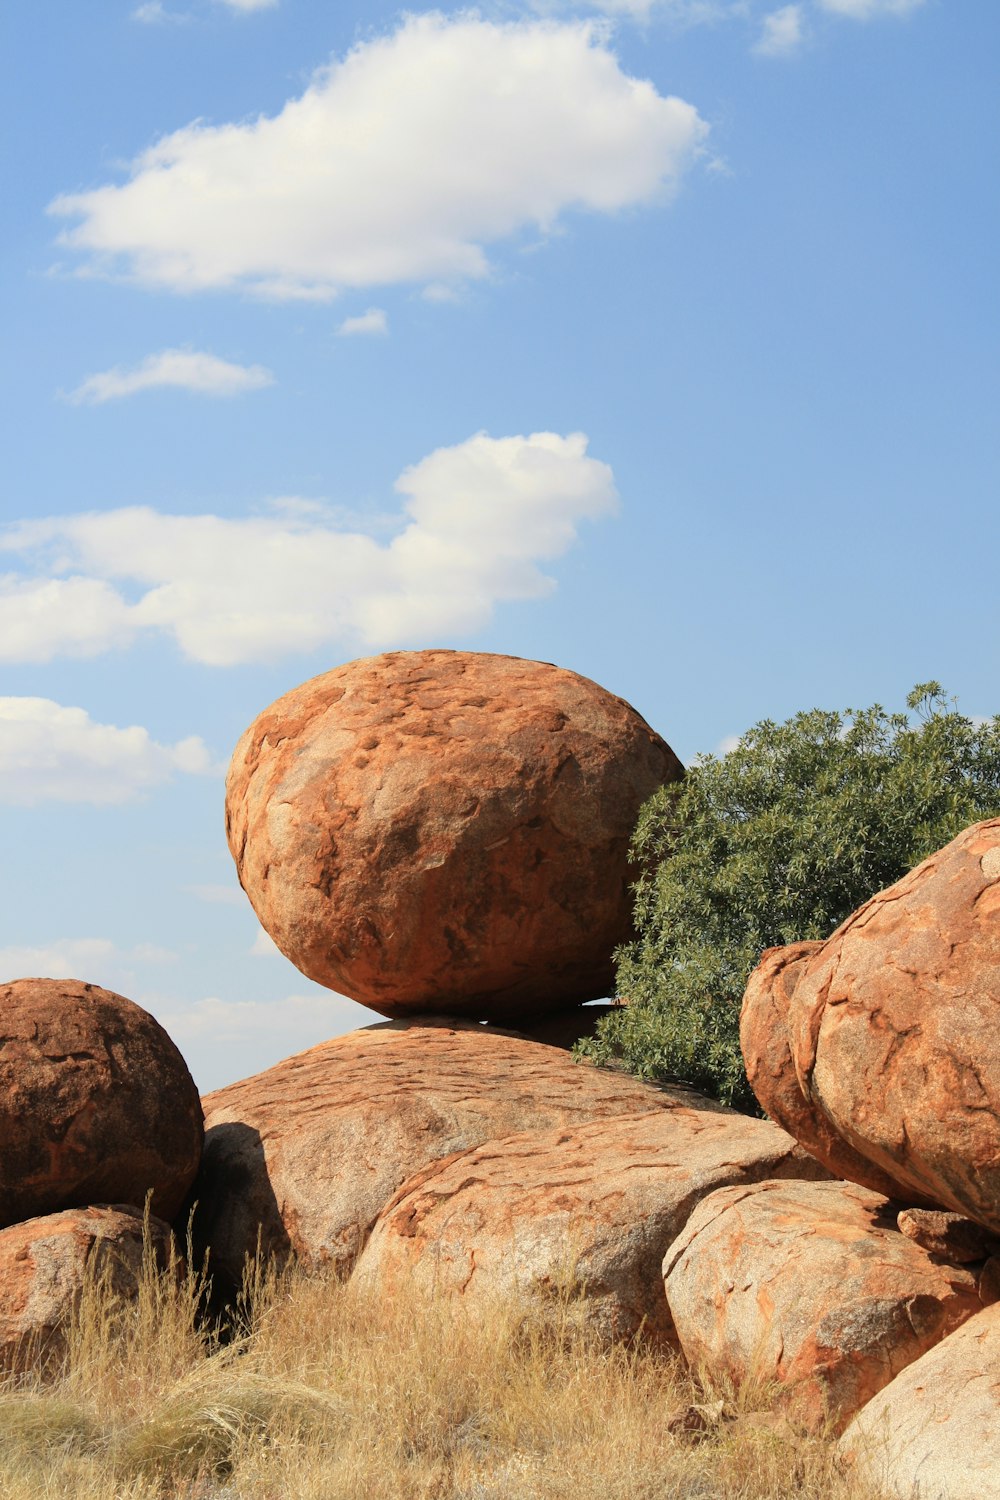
[
  {"left": 0, "top": 979, "right": 204, "bottom": 1227},
  {"left": 0, "top": 1206, "right": 174, "bottom": 1372},
  {"left": 193, "top": 1019, "right": 695, "bottom": 1289},
  {"left": 740, "top": 943, "right": 926, "bottom": 1203},
  {"left": 662, "top": 1179, "right": 995, "bottom": 1434},
  {"left": 352, "top": 1103, "right": 829, "bottom": 1345},
  {"left": 839, "top": 1302, "right": 1000, "bottom": 1499},
  {"left": 788, "top": 819, "right": 1000, "bottom": 1232},
  {"left": 225, "top": 650, "right": 681, "bottom": 1019}
]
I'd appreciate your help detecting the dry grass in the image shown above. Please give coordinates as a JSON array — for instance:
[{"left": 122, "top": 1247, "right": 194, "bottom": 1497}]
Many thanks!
[{"left": 0, "top": 1229, "right": 888, "bottom": 1500}]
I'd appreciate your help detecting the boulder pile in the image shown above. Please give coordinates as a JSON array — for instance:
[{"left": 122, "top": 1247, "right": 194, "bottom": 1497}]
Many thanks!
[{"left": 4, "top": 650, "right": 1000, "bottom": 1499}]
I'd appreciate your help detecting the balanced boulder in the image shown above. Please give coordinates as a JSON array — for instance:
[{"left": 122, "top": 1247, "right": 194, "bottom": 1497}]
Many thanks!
[
  {"left": 352, "top": 1103, "right": 830, "bottom": 1345},
  {"left": 193, "top": 1019, "right": 689, "bottom": 1290},
  {"left": 839, "top": 1302, "right": 1000, "bottom": 1499},
  {"left": 225, "top": 650, "right": 681, "bottom": 1020},
  {"left": 662, "top": 1179, "right": 995, "bottom": 1433},
  {"left": 740, "top": 942, "right": 928, "bottom": 1203},
  {"left": 0, "top": 1206, "right": 174, "bottom": 1372},
  {"left": 0, "top": 979, "right": 203, "bottom": 1227},
  {"left": 787, "top": 819, "right": 1000, "bottom": 1232}
]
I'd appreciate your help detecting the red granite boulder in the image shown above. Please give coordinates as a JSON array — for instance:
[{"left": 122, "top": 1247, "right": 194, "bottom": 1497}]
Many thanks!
[
  {"left": 0, "top": 978, "right": 203, "bottom": 1227},
  {"left": 787, "top": 820, "right": 1000, "bottom": 1232},
  {"left": 353, "top": 1103, "right": 830, "bottom": 1345},
  {"left": 662, "top": 1179, "right": 996, "bottom": 1434},
  {"left": 192, "top": 1019, "right": 691, "bottom": 1290},
  {"left": 0, "top": 1206, "right": 174, "bottom": 1372},
  {"left": 224, "top": 650, "right": 681, "bottom": 1020},
  {"left": 740, "top": 942, "right": 929, "bottom": 1202}
]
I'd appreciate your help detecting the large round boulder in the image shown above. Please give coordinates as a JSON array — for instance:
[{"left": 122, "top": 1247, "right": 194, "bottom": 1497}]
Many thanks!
[
  {"left": 191, "top": 1019, "right": 697, "bottom": 1291},
  {"left": 740, "top": 942, "right": 931, "bottom": 1203},
  {"left": 225, "top": 650, "right": 681, "bottom": 1019},
  {"left": 787, "top": 819, "right": 1000, "bottom": 1232},
  {"left": 0, "top": 978, "right": 203, "bottom": 1227}
]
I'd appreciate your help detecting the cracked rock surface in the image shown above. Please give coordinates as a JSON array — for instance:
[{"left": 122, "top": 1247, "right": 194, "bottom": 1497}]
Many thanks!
[
  {"left": 839, "top": 1301, "right": 1000, "bottom": 1499},
  {"left": 351, "top": 1100, "right": 830, "bottom": 1346},
  {"left": 740, "top": 942, "right": 932, "bottom": 1203},
  {"left": 0, "top": 1205, "right": 174, "bottom": 1373},
  {"left": 192, "top": 1019, "right": 697, "bottom": 1290},
  {"left": 787, "top": 819, "right": 1000, "bottom": 1233},
  {"left": 0, "top": 979, "right": 204, "bottom": 1227},
  {"left": 224, "top": 650, "right": 681, "bottom": 1019},
  {"left": 662, "top": 1178, "right": 996, "bottom": 1434}
]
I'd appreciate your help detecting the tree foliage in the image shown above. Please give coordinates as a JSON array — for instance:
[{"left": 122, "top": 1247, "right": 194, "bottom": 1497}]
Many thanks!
[{"left": 578, "top": 684, "right": 1000, "bottom": 1111}]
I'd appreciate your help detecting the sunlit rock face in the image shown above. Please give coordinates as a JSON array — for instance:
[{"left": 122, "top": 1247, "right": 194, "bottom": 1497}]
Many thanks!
[{"left": 225, "top": 649, "right": 682, "bottom": 1021}]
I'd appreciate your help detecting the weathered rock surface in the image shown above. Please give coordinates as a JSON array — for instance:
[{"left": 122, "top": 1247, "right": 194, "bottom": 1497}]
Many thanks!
[
  {"left": 740, "top": 943, "right": 928, "bottom": 1203},
  {"left": 0, "top": 1206, "right": 174, "bottom": 1372},
  {"left": 839, "top": 1302, "right": 1000, "bottom": 1499},
  {"left": 787, "top": 819, "right": 1000, "bottom": 1232},
  {"left": 193, "top": 1020, "right": 693, "bottom": 1289},
  {"left": 352, "top": 1103, "right": 831, "bottom": 1345},
  {"left": 485, "top": 1003, "right": 619, "bottom": 1050},
  {"left": 225, "top": 650, "right": 681, "bottom": 1019},
  {"left": 897, "top": 1208, "right": 1000, "bottom": 1265},
  {"left": 0, "top": 979, "right": 204, "bottom": 1227},
  {"left": 662, "top": 1179, "right": 995, "bottom": 1434}
]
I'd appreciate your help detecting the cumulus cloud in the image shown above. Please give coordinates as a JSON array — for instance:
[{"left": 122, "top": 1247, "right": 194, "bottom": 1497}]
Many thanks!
[
  {"left": 66, "top": 349, "right": 274, "bottom": 405},
  {"left": 251, "top": 929, "right": 280, "bottom": 956},
  {"left": 0, "top": 937, "right": 175, "bottom": 984},
  {"left": 336, "top": 308, "right": 388, "bottom": 338},
  {"left": 49, "top": 14, "right": 707, "bottom": 301},
  {"left": 754, "top": 5, "right": 804, "bottom": 54},
  {"left": 0, "top": 576, "right": 136, "bottom": 662},
  {"left": 186, "top": 883, "right": 247, "bottom": 906},
  {"left": 1, "top": 430, "right": 617, "bottom": 667},
  {"left": 217, "top": 0, "right": 278, "bottom": 10},
  {"left": 818, "top": 0, "right": 924, "bottom": 15},
  {"left": 0, "top": 698, "right": 216, "bottom": 805}
]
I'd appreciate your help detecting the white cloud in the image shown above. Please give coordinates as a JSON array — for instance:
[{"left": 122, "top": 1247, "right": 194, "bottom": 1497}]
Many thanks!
[
  {"left": 1, "top": 429, "right": 617, "bottom": 667},
  {"left": 132, "top": 2, "right": 180, "bottom": 22},
  {"left": 336, "top": 308, "right": 388, "bottom": 338},
  {"left": 49, "top": 14, "right": 707, "bottom": 301},
  {"left": 0, "top": 698, "right": 216, "bottom": 805},
  {"left": 532, "top": 1, "right": 742, "bottom": 21},
  {"left": 156, "top": 991, "right": 371, "bottom": 1046},
  {"left": 217, "top": 0, "right": 278, "bottom": 10},
  {"left": 186, "top": 883, "right": 247, "bottom": 906},
  {"left": 754, "top": 5, "right": 804, "bottom": 54},
  {"left": 66, "top": 349, "right": 274, "bottom": 405},
  {"left": 0, "top": 938, "right": 175, "bottom": 985},
  {"left": 818, "top": 0, "right": 924, "bottom": 16},
  {"left": 0, "top": 575, "right": 136, "bottom": 662},
  {"left": 713, "top": 734, "right": 742, "bottom": 757},
  {"left": 251, "top": 928, "right": 280, "bottom": 956}
]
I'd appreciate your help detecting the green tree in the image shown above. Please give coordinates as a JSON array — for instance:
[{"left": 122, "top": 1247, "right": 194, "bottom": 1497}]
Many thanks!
[{"left": 578, "top": 684, "right": 1000, "bottom": 1112}]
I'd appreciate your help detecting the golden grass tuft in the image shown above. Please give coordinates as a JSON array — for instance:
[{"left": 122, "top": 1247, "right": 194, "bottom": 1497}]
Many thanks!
[{"left": 0, "top": 1226, "right": 889, "bottom": 1500}]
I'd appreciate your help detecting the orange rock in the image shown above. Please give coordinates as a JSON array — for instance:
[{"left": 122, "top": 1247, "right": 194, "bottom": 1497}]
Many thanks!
[
  {"left": 788, "top": 820, "right": 1000, "bottom": 1232},
  {"left": 0, "top": 979, "right": 203, "bottom": 1227},
  {"left": 662, "top": 1179, "right": 995, "bottom": 1434},
  {"left": 353, "top": 1104, "right": 830, "bottom": 1345},
  {"left": 485, "top": 1003, "right": 619, "bottom": 1050},
  {"left": 839, "top": 1302, "right": 1000, "bottom": 1498},
  {"left": 225, "top": 650, "right": 681, "bottom": 1020},
  {"left": 740, "top": 943, "right": 929, "bottom": 1202},
  {"left": 896, "top": 1208, "right": 1000, "bottom": 1264},
  {"left": 193, "top": 1019, "right": 690, "bottom": 1290},
  {"left": 0, "top": 1206, "right": 174, "bottom": 1372}
]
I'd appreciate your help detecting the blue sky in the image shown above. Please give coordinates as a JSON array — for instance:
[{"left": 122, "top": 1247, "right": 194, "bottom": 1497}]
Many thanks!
[{"left": 2, "top": 0, "right": 997, "bottom": 1091}]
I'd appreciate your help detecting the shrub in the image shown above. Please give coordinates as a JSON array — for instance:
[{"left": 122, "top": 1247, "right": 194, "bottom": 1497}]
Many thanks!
[{"left": 578, "top": 684, "right": 1000, "bottom": 1111}]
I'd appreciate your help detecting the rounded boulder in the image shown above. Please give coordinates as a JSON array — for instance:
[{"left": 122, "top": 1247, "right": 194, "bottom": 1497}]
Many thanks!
[
  {"left": 225, "top": 650, "right": 681, "bottom": 1019},
  {"left": 0, "top": 978, "right": 204, "bottom": 1227},
  {"left": 787, "top": 819, "right": 1000, "bottom": 1232}
]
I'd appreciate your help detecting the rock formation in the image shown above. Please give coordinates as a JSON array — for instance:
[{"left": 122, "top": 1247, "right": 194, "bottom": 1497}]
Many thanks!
[
  {"left": 0, "top": 979, "right": 204, "bottom": 1227},
  {"left": 225, "top": 650, "right": 681, "bottom": 1020}
]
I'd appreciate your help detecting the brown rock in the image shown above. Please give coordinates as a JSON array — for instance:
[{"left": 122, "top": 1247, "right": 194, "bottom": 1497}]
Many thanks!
[
  {"left": 839, "top": 1302, "right": 1000, "bottom": 1499},
  {"left": 352, "top": 1103, "right": 831, "bottom": 1345},
  {"left": 224, "top": 650, "right": 681, "bottom": 1019},
  {"left": 896, "top": 1208, "right": 1000, "bottom": 1264},
  {"left": 0, "top": 979, "right": 204, "bottom": 1227},
  {"left": 787, "top": 819, "right": 1000, "bottom": 1232},
  {"left": 485, "top": 1003, "right": 619, "bottom": 1050},
  {"left": 740, "top": 943, "right": 929, "bottom": 1202},
  {"left": 193, "top": 1019, "right": 692, "bottom": 1290},
  {"left": 662, "top": 1178, "right": 994, "bottom": 1434},
  {"left": 0, "top": 1206, "right": 174, "bottom": 1372}
]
